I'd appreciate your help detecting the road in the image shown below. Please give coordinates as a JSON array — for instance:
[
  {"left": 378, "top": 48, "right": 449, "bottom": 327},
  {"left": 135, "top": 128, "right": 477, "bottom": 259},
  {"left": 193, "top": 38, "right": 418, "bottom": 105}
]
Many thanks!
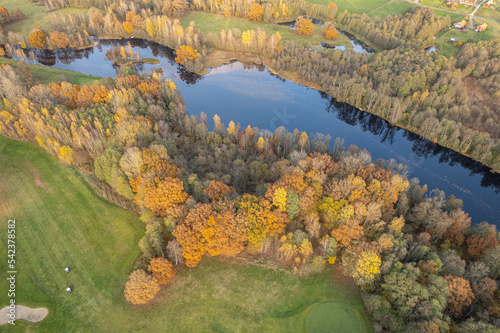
[{"left": 399, "top": 0, "right": 500, "bottom": 24}]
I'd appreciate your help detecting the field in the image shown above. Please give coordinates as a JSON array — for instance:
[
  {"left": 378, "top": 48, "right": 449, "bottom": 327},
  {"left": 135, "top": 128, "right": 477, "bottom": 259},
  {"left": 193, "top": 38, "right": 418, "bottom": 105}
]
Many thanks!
[
  {"left": 419, "top": 0, "right": 475, "bottom": 14},
  {"left": 435, "top": 18, "right": 500, "bottom": 57},
  {"left": 1, "top": 0, "right": 86, "bottom": 35},
  {"left": 306, "top": 0, "right": 389, "bottom": 13},
  {"left": 367, "top": 1, "right": 414, "bottom": 17},
  {"left": 0, "top": 58, "right": 100, "bottom": 84},
  {"left": 476, "top": 6, "right": 500, "bottom": 21},
  {"left": 181, "top": 12, "right": 353, "bottom": 48},
  {"left": 0, "top": 135, "right": 372, "bottom": 332}
]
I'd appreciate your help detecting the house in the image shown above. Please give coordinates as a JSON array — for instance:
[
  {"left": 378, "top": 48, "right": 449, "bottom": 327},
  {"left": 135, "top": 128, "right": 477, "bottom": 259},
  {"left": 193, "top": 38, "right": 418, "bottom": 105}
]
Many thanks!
[
  {"left": 454, "top": 20, "right": 467, "bottom": 28},
  {"left": 476, "top": 23, "right": 488, "bottom": 31},
  {"left": 463, "top": 0, "right": 477, "bottom": 4},
  {"left": 447, "top": 0, "right": 460, "bottom": 5},
  {"left": 483, "top": 0, "right": 494, "bottom": 6}
]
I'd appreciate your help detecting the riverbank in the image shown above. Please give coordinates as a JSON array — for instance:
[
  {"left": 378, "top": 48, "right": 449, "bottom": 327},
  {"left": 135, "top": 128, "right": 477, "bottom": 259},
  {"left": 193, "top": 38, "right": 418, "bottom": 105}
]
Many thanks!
[{"left": 200, "top": 48, "right": 497, "bottom": 175}]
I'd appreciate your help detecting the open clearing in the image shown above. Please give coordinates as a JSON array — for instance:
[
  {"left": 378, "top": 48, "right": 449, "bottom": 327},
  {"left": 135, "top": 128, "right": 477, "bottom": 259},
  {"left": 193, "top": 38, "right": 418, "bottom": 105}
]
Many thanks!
[
  {"left": 306, "top": 0, "right": 388, "bottom": 13},
  {"left": 1, "top": 0, "right": 87, "bottom": 35},
  {"left": 0, "top": 135, "right": 371, "bottom": 332},
  {"left": 0, "top": 58, "right": 100, "bottom": 85},
  {"left": 181, "top": 11, "right": 352, "bottom": 48}
]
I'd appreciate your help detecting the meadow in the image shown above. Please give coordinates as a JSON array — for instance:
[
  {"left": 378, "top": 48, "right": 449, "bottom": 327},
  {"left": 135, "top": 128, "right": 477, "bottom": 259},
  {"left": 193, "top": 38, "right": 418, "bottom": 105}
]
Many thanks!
[
  {"left": 0, "top": 58, "right": 100, "bottom": 85},
  {"left": 0, "top": 135, "right": 371, "bottom": 332},
  {"left": 1, "top": 0, "right": 87, "bottom": 35},
  {"left": 181, "top": 11, "right": 352, "bottom": 48}
]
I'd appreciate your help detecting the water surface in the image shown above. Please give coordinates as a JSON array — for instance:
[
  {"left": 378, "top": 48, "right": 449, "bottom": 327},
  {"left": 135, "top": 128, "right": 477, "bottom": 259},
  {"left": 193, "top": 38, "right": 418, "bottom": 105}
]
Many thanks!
[{"left": 18, "top": 39, "right": 500, "bottom": 225}]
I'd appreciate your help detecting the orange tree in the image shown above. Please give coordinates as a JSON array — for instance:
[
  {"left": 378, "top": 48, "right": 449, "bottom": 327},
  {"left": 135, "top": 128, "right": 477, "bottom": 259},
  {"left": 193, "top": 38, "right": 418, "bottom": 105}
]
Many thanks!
[
  {"left": 445, "top": 275, "right": 474, "bottom": 317},
  {"left": 248, "top": 3, "right": 264, "bottom": 21},
  {"left": 29, "top": 25, "right": 47, "bottom": 50},
  {"left": 296, "top": 17, "right": 313, "bottom": 36},
  {"left": 324, "top": 25, "right": 338, "bottom": 40},
  {"left": 50, "top": 31, "right": 69, "bottom": 49},
  {"left": 124, "top": 269, "right": 160, "bottom": 305},
  {"left": 175, "top": 45, "right": 199, "bottom": 65},
  {"left": 0, "top": 6, "right": 11, "bottom": 23},
  {"left": 147, "top": 258, "right": 176, "bottom": 285}
]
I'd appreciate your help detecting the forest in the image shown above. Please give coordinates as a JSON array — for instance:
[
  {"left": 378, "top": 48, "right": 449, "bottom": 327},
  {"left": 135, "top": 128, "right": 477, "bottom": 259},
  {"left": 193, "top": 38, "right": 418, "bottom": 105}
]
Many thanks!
[
  {"left": 0, "top": 0, "right": 498, "bottom": 173},
  {"left": 1, "top": 58, "right": 500, "bottom": 331},
  {"left": 1, "top": 0, "right": 500, "bottom": 331}
]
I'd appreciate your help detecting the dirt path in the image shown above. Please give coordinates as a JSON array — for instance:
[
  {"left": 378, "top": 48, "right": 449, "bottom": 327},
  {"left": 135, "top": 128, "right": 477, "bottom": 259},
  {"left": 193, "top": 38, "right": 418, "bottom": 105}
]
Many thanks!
[{"left": 0, "top": 305, "right": 48, "bottom": 325}]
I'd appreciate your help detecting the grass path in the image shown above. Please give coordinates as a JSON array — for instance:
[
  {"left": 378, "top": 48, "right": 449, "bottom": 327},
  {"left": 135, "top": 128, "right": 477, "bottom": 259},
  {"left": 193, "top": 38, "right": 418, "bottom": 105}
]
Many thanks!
[
  {"left": 0, "top": 135, "right": 371, "bottom": 332},
  {"left": 0, "top": 58, "right": 100, "bottom": 84}
]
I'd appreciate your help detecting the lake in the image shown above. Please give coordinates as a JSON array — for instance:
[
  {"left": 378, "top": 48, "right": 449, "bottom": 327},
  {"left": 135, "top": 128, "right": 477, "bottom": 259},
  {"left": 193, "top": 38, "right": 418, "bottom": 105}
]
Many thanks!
[{"left": 18, "top": 38, "right": 500, "bottom": 226}]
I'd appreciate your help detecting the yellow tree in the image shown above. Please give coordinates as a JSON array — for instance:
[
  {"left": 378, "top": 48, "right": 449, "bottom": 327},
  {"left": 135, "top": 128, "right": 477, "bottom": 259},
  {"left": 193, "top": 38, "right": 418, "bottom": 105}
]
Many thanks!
[
  {"left": 248, "top": 3, "right": 264, "bottom": 21},
  {"left": 143, "top": 177, "right": 188, "bottom": 216},
  {"left": 29, "top": 25, "right": 47, "bottom": 50},
  {"left": 324, "top": 26, "right": 338, "bottom": 40},
  {"left": 296, "top": 17, "right": 313, "bottom": 36},
  {"left": 0, "top": 6, "right": 11, "bottom": 23},
  {"left": 272, "top": 187, "right": 288, "bottom": 211},
  {"left": 175, "top": 45, "right": 199, "bottom": 65},
  {"left": 242, "top": 30, "right": 253, "bottom": 47},
  {"left": 123, "top": 21, "right": 135, "bottom": 34},
  {"left": 352, "top": 251, "right": 381, "bottom": 285},
  {"left": 146, "top": 18, "right": 156, "bottom": 39}
]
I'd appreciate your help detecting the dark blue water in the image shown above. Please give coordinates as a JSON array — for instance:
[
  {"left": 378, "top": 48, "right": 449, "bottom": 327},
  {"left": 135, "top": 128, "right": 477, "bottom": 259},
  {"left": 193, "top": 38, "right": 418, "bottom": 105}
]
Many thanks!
[{"left": 20, "top": 39, "right": 500, "bottom": 226}]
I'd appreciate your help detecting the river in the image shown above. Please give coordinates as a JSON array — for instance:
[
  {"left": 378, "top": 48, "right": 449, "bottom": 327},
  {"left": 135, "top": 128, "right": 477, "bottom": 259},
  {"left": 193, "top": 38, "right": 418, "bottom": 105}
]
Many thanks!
[{"left": 18, "top": 38, "right": 500, "bottom": 226}]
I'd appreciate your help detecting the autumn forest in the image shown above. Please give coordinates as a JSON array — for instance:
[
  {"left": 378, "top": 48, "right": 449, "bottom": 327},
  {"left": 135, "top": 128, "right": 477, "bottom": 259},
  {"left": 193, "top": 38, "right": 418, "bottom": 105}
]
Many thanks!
[{"left": 0, "top": 0, "right": 500, "bottom": 332}]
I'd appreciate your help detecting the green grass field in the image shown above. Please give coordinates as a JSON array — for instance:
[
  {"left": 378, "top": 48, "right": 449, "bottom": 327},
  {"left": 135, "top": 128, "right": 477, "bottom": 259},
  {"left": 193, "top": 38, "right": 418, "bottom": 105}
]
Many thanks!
[
  {"left": 367, "top": 1, "right": 414, "bottom": 17},
  {"left": 0, "top": 58, "right": 100, "bottom": 84},
  {"left": 307, "top": 0, "right": 389, "bottom": 14},
  {"left": 419, "top": 0, "right": 475, "bottom": 14},
  {"left": 2, "top": 0, "right": 86, "bottom": 35},
  {"left": 181, "top": 12, "right": 352, "bottom": 48},
  {"left": 435, "top": 18, "right": 500, "bottom": 57},
  {"left": 476, "top": 6, "right": 500, "bottom": 21},
  {"left": 0, "top": 135, "right": 372, "bottom": 332}
]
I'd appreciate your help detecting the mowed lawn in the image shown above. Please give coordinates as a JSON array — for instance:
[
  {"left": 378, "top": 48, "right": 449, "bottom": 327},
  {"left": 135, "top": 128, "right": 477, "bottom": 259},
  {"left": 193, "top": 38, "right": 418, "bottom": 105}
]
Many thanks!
[
  {"left": 1, "top": 0, "right": 86, "bottom": 35},
  {"left": 181, "top": 12, "right": 352, "bottom": 48},
  {"left": 476, "top": 6, "right": 500, "bottom": 21},
  {"left": 0, "top": 135, "right": 372, "bottom": 332},
  {"left": 306, "top": 0, "right": 388, "bottom": 14},
  {"left": 0, "top": 59, "right": 100, "bottom": 85}
]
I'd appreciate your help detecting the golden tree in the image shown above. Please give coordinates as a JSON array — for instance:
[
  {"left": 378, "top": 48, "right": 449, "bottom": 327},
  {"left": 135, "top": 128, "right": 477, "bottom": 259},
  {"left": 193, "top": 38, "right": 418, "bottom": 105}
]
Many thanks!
[
  {"left": 324, "top": 26, "right": 338, "bottom": 40},
  {"left": 143, "top": 177, "right": 188, "bottom": 216},
  {"left": 242, "top": 30, "right": 252, "bottom": 47},
  {"left": 175, "top": 45, "right": 199, "bottom": 65},
  {"left": 124, "top": 269, "right": 160, "bottom": 305},
  {"left": 50, "top": 31, "right": 69, "bottom": 49},
  {"left": 248, "top": 3, "right": 264, "bottom": 21},
  {"left": 123, "top": 21, "right": 135, "bottom": 34},
  {"left": 296, "top": 17, "right": 313, "bottom": 36},
  {"left": 29, "top": 25, "right": 47, "bottom": 50},
  {"left": 147, "top": 258, "right": 176, "bottom": 285},
  {"left": 352, "top": 251, "right": 381, "bottom": 285},
  {"left": 272, "top": 187, "right": 288, "bottom": 211},
  {"left": 0, "top": 6, "right": 11, "bottom": 23}
]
